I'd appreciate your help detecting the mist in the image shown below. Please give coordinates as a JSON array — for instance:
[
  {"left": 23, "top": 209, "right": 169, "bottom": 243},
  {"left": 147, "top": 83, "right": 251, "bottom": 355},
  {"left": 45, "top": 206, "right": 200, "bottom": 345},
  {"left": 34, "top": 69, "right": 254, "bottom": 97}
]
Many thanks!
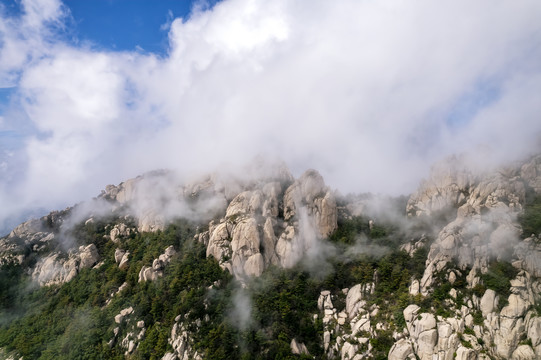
[{"left": 1, "top": 0, "right": 541, "bottom": 234}]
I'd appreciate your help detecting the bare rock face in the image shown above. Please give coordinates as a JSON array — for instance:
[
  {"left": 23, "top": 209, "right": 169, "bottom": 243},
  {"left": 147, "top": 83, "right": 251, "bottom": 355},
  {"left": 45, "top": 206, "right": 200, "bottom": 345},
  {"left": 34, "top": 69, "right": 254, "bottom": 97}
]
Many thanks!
[
  {"left": 115, "top": 249, "right": 126, "bottom": 264},
  {"left": 290, "top": 338, "right": 309, "bottom": 355},
  {"left": 388, "top": 339, "right": 415, "bottom": 360},
  {"left": 165, "top": 322, "right": 202, "bottom": 360},
  {"left": 119, "top": 252, "right": 130, "bottom": 270},
  {"left": 480, "top": 289, "right": 499, "bottom": 316},
  {"left": 283, "top": 169, "right": 337, "bottom": 238},
  {"left": 275, "top": 170, "right": 337, "bottom": 269},
  {"left": 317, "top": 283, "right": 377, "bottom": 359},
  {"left": 514, "top": 238, "right": 541, "bottom": 277},
  {"left": 109, "top": 223, "right": 133, "bottom": 243},
  {"left": 406, "top": 155, "right": 476, "bottom": 218},
  {"left": 204, "top": 169, "right": 338, "bottom": 280},
  {"left": 8, "top": 219, "right": 44, "bottom": 239},
  {"left": 393, "top": 154, "right": 541, "bottom": 360},
  {"left": 511, "top": 345, "right": 536, "bottom": 360},
  {"left": 413, "top": 159, "right": 527, "bottom": 295},
  {"left": 32, "top": 244, "right": 100, "bottom": 286},
  {"left": 101, "top": 161, "right": 295, "bottom": 235},
  {"left": 98, "top": 163, "right": 337, "bottom": 281},
  {"left": 102, "top": 170, "right": 228, "bottom": 233},
  {"left": 79, "top": 244, "right": 100, "bottom": 269},
  {"left": 138, "top": 246, "right": 176, "bottom": 282},
  {"left": 205, "top": 181, "right": 284, "bottom": 279},
  {"left": 345, "top": 284, "right": 364, "bottom": 319},
  {"left": 520, "top": 154, "right": 541, "bottom": 194},
  {"left": 1, "top": 214, "right": 61, "bottom": 265}
]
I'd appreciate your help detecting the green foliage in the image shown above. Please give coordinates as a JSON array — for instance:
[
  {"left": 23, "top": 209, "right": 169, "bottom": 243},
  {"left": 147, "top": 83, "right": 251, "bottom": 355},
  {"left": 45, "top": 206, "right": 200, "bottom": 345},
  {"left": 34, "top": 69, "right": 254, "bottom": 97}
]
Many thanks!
[
  {"left": 393, "top": 308, "right": 406, "bottom": 330},
  {"left": 518, "top": 194, "right": 541, "bottom": 238},
  {"left": 3, "top": 201, "right": 510, "bottom": 360},
  {"left": 136, "top": 322, "right": 171, "bottom": 360},
  {"left": 472, "top": 283, "right": 487, "bottom": 298},
  {"left": 0, "top": 262, "right": 26, "bottom": 312},
  {"left": 329, "top": 216, "right": 369, "bottom": 244},
  {"left": 410, "top": 246, "right": 428, "bottom": 279},
  {"left": 519, "top": 337, "right": 533, "bottom": 347},
  {"left": 534, "top": 302, "right": 541, "bottom": 317},
  {"left": 373, "top": 250, "right": 425, "bottom": 301},
  {"left": 369, "top": 225, "right": 387, "bottom": 239},
  {"left": 250, "top": 267, "right": 323, "bottom": 358},
  {"left": 473, "top": 311, "right": 484, "bottom": 326},
  {"left": 0, "top": 218, "right": 229, "bottom": 360},
  {"left": 480, "top": 261, "right": 518, "bottom": 301},
  {"left": 369, "top": 330, "right": 394, "bottom": 359}
]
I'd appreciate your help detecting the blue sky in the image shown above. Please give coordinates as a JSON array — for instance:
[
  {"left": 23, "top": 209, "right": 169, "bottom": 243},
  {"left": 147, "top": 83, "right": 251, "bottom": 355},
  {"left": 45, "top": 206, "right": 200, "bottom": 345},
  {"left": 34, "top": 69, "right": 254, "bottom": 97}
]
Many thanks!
[
  {"left": 64, "top": 0, "right": 216, "bottom": 53},
  {"left": 1, "top": 0, "right": 541, "bottom": 234},
  {"left": 0, "top": 0, "right": 210, "bottom": 110},
  {"left": 1, "top": 0, "right": 214, "bottom": 51}
]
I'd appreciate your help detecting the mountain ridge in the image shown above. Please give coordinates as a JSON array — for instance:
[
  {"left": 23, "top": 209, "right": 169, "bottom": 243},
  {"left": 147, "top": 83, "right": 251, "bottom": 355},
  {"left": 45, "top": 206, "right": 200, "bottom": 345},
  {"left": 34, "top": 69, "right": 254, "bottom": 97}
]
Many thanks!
[{"left": 1, "top": 154, "right": 540, "bottom": 359}]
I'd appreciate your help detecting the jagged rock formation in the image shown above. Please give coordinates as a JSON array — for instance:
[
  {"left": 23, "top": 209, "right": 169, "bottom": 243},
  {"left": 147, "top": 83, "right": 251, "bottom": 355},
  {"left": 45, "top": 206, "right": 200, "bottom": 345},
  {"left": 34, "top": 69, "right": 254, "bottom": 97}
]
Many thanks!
[
  {"left": 290, "top": 338, "right": 310, "bottom": 355},
  {"left": 108, "top": 306, "right": 148, "bottom": 355},
  {"left": 203, "top": 168, "right": 337, "bottom": 280},
  {"left": 108, "top": 223, "right": 133, "bottom": 243},
  {"left": 138, "top": 245, "right": 176, "bottom": 282},
  {"left": 162, "top": 315, "right": 203, "bottom": 360},
  {"left": 407, "top": 155, "right": 539, "bottom": 294},
  {"left": 114, "top": 248, "right": 130, "bottom": 270},
  {"left": 32, "top": 244, "right": 100, "bottom": 286},
  {"left": 406, "top": 155, "right": 477, "bottom": 218},
  {"left": 2, "top": 155, "right": 541, "bottom": 360},
  {"left": 391, "top": 154, "right": 541, "bottom": 359},
  {"left": 0, "top": 217, "right": 57, "bottom": 265},
  {"left": 0, "top": 162, "right": 337, "bottom": 287},
  {"left": 317, "top": 283, "right": 379, "bottom": 359}
]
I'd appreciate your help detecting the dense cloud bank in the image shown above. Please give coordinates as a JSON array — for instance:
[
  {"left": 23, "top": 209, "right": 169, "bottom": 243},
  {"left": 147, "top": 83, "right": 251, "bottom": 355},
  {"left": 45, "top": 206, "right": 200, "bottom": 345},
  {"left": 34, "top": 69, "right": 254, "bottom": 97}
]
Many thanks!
[{"left": 1, "top": 0, "right": 541, "bottom": 233}]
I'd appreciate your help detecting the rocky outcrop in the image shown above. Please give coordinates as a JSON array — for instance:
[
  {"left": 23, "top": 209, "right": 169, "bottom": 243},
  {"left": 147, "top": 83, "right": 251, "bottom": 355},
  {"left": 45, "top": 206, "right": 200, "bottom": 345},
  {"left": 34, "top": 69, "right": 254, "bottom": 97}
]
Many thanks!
[
  {"left": 203, "top": 169, "right": 337, "bottom": 280},
  {"left": 115, "top": 249, "right": 130, "bottom": 270},
  {"left": 162, "top": 315, "right": 203, "bottom": 360},
  {"left": 406, "top": 155, "right": 476, "bottom": 218},
  {"left": 391, "top": 154, "right": 541, "bottom": 359},
  {"left": 31, "top": 244, "right": 100, "bottom": 286},
  {"left": 3, "top": 154, "right": 540, "bottom": 359},
  {"left": 0, "top": 348, "right": 22, "bottom": 360},
  {"left": 1, "top": 217, "right": 57, "bottom": 265},
  {"left": 108, "top": 307, "right": 147, "bottom": 355},
  {"left": 3, "top": 162, "right": 335, "bottom": 285},
  {"left": 388, "top": 338, "right": 415, "bottom": 360},
  {"left": 290, "top": 338, "right": 310, "bottom": 355},
  {"left": 138, "top": 246, "right": 176, "bottom": 282},
  {"left": 412, "top": 156, "right": 530, "bottom": 295},
  {"left": 283, "top": 170, "right": 338, "bottom": 238},
  {"left": 520, "top": 154, "right": 541, "bottom": 194},
  {"left": 108, "top": 223, "right": 133, "bottom": 243},
  {"left": 513, "top": 237, "right": 541, "bottom": 277},
  {"left": 317, "top": 283, "right": 378, "bottom": 359},
  {"left": 390, "top": 283, "right": 541, "bottom": 359},
  {"left": 403, "top": 306, "right": 440, "bottom": 360}
]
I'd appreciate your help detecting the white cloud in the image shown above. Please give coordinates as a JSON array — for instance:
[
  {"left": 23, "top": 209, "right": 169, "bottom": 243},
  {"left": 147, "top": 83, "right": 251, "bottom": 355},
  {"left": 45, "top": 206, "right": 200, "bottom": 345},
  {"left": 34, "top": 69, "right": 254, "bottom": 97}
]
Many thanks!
[
  {"left": 0, "top": 0, "right": 66, "bottom": 87},
  {"left": 1, "top": 0, "right": 541, "bottom": 233}
]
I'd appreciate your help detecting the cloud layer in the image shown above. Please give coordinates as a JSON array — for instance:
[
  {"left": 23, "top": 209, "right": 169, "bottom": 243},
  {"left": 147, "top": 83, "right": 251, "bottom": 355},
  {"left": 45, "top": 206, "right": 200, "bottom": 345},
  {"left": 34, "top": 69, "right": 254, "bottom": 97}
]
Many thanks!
[{"left": 1, "top": 0, "right": 541, "bottom": 232}]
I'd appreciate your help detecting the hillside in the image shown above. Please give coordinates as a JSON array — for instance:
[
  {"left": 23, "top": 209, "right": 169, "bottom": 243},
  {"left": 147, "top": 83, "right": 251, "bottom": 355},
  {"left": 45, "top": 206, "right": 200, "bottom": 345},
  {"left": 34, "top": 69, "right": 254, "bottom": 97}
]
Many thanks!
[{"left": 1, "top": 155, "right": 541, "bottom": 360}]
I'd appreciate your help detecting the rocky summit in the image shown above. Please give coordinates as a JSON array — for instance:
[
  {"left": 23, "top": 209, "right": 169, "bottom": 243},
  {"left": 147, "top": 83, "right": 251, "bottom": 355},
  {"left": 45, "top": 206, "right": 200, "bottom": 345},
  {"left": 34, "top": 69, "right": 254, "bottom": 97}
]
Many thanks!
[{"left": 1, "top": 155, "right": 541, "bottom": 359}]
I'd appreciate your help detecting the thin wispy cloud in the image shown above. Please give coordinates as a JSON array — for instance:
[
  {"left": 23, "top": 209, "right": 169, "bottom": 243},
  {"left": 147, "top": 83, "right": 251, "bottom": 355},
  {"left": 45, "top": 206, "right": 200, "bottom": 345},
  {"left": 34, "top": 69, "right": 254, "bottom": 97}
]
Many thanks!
[{"left": 1, "top": 0, "right": 541, "bottom": 233}]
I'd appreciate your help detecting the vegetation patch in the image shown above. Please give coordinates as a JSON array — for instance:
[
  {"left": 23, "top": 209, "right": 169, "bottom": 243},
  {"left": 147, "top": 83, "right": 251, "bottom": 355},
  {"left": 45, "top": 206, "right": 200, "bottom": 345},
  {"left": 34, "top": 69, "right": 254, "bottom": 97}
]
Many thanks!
[
  {"left": 518, "top": 194, "right": 541, "bottom": 238},
  {"left": 480, "top": 261, "right": 519, "bottom": 304}
]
